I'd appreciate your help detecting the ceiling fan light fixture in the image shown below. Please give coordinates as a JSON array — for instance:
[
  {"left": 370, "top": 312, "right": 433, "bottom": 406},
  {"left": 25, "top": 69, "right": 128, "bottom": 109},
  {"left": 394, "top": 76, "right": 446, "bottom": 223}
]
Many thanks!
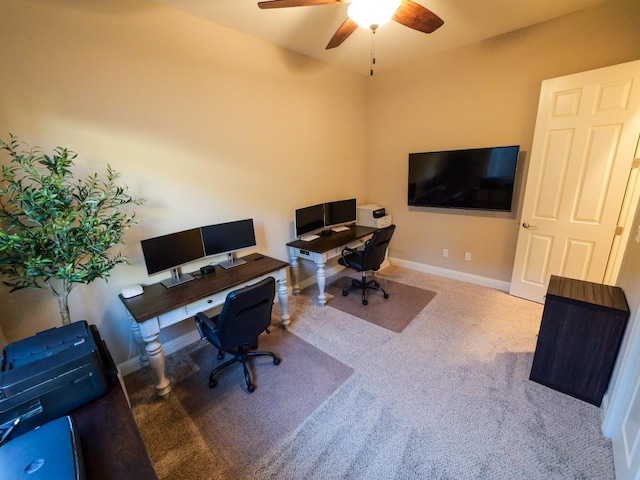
[{"left": 347, "top": 0, "right": 401, "bottom": 30}]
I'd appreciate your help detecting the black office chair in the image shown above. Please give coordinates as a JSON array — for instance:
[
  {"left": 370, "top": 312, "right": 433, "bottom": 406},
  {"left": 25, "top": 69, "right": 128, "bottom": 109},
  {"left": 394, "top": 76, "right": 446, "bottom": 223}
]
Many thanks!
[
  {"left": 194, "top": 277, "right": 281, "bottom": 393},
  {"left": 338, "top": 224, "right": 396, "bottom": 305}
]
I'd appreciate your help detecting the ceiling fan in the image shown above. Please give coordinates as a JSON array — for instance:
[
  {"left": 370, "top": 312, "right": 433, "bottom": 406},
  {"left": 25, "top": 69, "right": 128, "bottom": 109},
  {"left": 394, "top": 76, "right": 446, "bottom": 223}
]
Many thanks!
[{"left": 257, "top": 0, "right": 444, "bottom": 50}]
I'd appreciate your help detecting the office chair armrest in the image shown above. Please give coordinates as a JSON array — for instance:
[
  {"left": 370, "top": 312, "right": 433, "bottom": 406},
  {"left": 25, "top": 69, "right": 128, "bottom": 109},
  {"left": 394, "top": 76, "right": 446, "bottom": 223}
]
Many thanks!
[
  {"left": 195, "top": 312, "right": 219, "bottom": 339},
  {"left": 340, "top": 246, "right": 358, "bottom": 262}
]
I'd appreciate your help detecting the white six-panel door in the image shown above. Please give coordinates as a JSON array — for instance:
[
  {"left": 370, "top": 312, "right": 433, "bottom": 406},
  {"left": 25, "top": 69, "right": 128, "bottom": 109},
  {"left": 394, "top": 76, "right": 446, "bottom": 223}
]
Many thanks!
[{"left": 510, "top": 60, "right": 640, "bottom": 304}]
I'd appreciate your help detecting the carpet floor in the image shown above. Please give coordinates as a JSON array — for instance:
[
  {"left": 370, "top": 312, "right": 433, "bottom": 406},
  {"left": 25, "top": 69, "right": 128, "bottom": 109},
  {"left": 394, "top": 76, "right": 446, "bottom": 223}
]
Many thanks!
[
  {"left": 125, "top": 326, "right": 353, "bottom": 479},
  {"left": 125, "top": 266, "right": 615, "bottom": 480}
]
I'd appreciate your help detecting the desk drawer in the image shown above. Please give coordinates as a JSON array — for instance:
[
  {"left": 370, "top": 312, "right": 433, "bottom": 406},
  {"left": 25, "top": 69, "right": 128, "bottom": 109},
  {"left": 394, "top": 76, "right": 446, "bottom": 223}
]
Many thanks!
[
  {"left": 158, "top": 308, "right": 189, "bottom": 329},
  {"left": 183, "top": 276, "right": 272, "bottom": 318},
  {"left": 344, "top": 236, "right": 369, "bottom": 250},
  {"left": 184, "top": 291, "right": 228, "bottom": 317}
]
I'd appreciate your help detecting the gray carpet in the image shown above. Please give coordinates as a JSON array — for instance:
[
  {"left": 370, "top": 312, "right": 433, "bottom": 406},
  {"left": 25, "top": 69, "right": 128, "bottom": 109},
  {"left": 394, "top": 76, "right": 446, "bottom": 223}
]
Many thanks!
[
  {"left": 323, "top": 275, "right": 436, "bottom": 332},
  {"left": 126, "top": 265, "right": 615, "bottom": 480},
  {"left": 125, "top": 327, "right": 353, "bottom": 479}
]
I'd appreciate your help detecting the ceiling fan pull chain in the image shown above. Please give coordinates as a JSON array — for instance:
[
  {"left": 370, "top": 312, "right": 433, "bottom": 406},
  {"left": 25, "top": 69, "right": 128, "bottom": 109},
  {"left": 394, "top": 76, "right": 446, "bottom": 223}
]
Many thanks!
[{"left": 370, "top": 29, "right": 376, "bottom": 76}]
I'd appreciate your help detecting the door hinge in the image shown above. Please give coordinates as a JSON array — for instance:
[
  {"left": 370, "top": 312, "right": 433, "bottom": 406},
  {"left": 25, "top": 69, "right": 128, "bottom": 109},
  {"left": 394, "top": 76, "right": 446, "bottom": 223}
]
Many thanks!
[
  {"left": 615, "top": 226, "right": 623, "bottom": 236},
  {"left": 633, "top": 158, "right": 640, "bottom": 169}
]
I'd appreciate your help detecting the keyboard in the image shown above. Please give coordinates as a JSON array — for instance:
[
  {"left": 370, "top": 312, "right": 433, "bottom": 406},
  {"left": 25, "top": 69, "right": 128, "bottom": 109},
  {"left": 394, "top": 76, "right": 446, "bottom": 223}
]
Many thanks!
[{"left": 300, "top": 234, "right": 320, "bottom": 242}]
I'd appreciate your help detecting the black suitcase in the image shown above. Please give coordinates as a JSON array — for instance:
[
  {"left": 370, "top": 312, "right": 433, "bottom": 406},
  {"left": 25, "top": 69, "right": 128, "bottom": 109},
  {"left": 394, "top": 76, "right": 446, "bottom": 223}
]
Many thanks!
[{"left": 0, "top": 320, "right": 117, "bottom": 441}]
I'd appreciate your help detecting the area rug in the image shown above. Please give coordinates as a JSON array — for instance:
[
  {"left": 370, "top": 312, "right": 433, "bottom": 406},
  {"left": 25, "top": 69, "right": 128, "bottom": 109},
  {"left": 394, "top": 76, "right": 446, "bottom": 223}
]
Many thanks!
[
  {"left": 126, "top": 325, "right": 353, "bottom": 479},
  {"left": 323, "top": 275, "right": 437, "bottom": 333}
]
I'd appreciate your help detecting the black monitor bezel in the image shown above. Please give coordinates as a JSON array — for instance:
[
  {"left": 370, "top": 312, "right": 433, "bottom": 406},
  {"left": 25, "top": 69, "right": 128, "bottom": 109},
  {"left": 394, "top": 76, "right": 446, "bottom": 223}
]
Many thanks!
[
  {"left": 201, "top": 218, "right": 257, "bottom": 258},
  {"left": 140, "top": 227, "right": 204, "bottom": 276},
  {"left": 325, "top": 198, "right": 357, "bottom": 228},
  {"left": 294, "top": 203, "right": 325, "bottom": 237}
]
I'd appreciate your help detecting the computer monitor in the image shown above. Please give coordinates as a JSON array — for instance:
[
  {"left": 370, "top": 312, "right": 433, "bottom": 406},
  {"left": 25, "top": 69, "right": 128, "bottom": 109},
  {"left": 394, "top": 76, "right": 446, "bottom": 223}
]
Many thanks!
[
  {"left": 140, "top": 228, "right": 204, "bottom": 288},
  {"left": 201, "top": 218, "right": 256, "bottom": 269},
  {"left": 325, "top": 198, "right": 357, "bottom": 228},
  {"left": 294, "top": 203, "right": 325, "bottom": 238}
]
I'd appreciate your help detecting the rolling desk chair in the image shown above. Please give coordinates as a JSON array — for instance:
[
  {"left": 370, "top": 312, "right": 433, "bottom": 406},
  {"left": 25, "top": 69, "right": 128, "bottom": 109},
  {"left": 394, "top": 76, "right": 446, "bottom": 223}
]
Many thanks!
[
  {"left": 338, "top": 224, "right": 396, "bottom": 305},
  {"left": 194, "top": 277, "right": 281, "bottom": 393}
]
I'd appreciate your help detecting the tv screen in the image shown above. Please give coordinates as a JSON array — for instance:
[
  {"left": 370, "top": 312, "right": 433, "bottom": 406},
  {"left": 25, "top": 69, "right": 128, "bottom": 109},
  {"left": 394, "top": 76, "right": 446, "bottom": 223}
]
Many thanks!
[
  {"left": 201, "top": 219, "right": 256, "bottom": 257},
  {"left": 295, "top": 204, "right": 325, "bottom": 237},
  {"left": 325, "top": 198, "right": 356, "bottom": 227},
  {"left": 408, "top": 145, "right": 520, "bottom": 212},
  {"left": 140, "top": 228, "right": 204, "bottom": 276}
]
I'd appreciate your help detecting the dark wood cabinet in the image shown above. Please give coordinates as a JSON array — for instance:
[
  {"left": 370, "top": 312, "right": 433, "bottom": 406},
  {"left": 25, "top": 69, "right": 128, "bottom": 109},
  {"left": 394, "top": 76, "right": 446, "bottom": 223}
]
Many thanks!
[{"left": 529, "top": 275, "right": 630, "bottom": 406}]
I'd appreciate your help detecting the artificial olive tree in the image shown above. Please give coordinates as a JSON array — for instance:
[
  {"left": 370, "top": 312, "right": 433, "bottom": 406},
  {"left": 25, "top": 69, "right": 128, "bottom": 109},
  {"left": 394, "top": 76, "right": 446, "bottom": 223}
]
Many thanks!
[{"left": 0, "top": 135, "right": 143, "bottom": 325}]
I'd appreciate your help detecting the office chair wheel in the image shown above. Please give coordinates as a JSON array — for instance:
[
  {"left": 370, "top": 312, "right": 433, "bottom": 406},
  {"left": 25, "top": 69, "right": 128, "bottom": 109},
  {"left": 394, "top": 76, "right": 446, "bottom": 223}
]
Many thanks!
[
  {"left": 274, "top": 356, "right": 281, "bottom": 365},
  {"left": 362, "top": 299, "right": 368, "bottom": 305},
  {"left": 343, "top": 290, "right": 348, "bottom": 296},
  {"left": 247, "top": 383, "right": 256, "bottom": 393},
  {"left": 209, "top": 378, "right": 218, "bottom": 388},
  {"left": 384, "top": 293, "right": 389, "bottom": 299}
]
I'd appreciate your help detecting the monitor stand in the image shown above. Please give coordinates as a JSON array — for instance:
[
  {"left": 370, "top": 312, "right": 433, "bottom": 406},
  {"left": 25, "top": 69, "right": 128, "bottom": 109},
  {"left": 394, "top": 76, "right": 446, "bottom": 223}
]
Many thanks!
[
  {"left": 219, "top": 253, "right": 247, "bottom": 270},
  {"left": 161, "top": 268, "right": 195, "bottom": 288}
]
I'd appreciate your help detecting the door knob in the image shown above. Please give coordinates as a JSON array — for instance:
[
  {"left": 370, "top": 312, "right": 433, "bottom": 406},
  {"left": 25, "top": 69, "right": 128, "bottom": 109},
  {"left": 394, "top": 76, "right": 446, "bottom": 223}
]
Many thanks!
[{"left": 522, "top": 222, "right": 535, "bottom": 229}]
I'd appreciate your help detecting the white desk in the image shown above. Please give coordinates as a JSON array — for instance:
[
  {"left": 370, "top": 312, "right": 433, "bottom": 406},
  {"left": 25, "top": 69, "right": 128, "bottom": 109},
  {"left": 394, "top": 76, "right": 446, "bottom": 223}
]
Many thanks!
[
  {"left": 119, "top": 253, "right": 289, "bottom": 397},
  {"left": 286, "top": 225, "right": 377, "bottom": 306}
]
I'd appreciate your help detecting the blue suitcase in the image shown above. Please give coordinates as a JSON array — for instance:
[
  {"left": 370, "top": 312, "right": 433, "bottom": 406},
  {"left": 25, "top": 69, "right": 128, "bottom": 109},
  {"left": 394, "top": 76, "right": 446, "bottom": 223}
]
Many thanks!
[{"left": 0, "top": 415, "right": 85, "bottom": 479}]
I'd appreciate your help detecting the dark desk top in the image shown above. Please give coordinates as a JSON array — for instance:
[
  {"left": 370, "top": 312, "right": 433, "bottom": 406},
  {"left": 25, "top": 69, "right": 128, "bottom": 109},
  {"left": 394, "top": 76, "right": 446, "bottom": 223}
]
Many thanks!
[
  {"left": 120, "top": 253, "right": 289, "bottom": 323},
  {"left": 72, "top": 382, "right": 157, "bottom": 480},
  {"left": 287, "top": 225, "right": 377, "bottom": 253}
]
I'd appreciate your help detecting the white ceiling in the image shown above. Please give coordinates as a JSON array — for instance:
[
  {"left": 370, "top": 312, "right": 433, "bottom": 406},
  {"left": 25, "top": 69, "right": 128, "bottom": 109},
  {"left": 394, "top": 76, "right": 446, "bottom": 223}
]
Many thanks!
[{"left": 152, "top": 0, "right": 612, "bottom": 75}]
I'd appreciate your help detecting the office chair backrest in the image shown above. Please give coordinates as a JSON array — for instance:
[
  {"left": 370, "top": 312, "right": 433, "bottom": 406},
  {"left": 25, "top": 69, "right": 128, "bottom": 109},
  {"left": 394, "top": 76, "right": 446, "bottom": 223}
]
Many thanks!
[
  {"left": 361, "top": 224, "right": 396, "bottom": 271},
  {"left": 216, "top": 277, "right": 276, "bottom": 348}
]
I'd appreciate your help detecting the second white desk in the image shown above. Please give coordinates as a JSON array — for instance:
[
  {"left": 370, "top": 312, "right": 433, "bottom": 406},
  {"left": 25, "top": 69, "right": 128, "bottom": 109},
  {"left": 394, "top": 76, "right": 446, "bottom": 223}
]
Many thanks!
[{"left": 286, "top": 225, "right": 377, "bottom": 306}]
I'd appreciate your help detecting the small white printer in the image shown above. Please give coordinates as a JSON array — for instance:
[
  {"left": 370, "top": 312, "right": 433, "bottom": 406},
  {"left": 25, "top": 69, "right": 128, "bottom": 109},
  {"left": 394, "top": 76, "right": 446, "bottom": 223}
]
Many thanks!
[{"left": 357, "top": 204, "right": 392, "bottom": 228}]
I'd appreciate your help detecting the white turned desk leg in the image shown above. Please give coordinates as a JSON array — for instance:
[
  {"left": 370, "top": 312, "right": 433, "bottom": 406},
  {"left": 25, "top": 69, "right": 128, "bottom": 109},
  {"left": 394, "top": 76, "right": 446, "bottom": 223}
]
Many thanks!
[
  {"left": 277, "top": 268, "right": 290, "bottom": 328},
  {"left": 130, "top": 319, "right": 149, "bottom": 367},
  {"left": 139, "top": 318, "right": 172, "bottom": 397},
  {"left": 290, "top": 256, "right": 300, "bottom": 295},
  {"left": 315, "top": 260, "right": 327, "bottom": 306}
]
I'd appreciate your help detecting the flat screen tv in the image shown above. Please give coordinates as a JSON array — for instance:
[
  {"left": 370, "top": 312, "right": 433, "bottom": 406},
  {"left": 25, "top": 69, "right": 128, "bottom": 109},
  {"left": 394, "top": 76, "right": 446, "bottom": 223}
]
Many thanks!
[
  {"left": 408, "top": 145, "right": 520, "bottom": 212},
  {"left": 201, "top": 218, "right": 256, "bottom": 269},
  {"left": 140, "top": 227, "right": 204, "bottom": 287},
  {"left": 325, "top": 198, "right": 356, "bottom": 228}
]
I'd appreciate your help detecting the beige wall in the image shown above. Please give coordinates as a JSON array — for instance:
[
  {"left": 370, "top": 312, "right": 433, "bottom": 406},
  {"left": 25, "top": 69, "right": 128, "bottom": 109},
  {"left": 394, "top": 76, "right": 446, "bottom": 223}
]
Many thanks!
[
  {"left": 367, "top": 0, "right": 640, "bottom": 282},
  {"left": 0, "top": 0, "right": 367, "bottom": 361},
  {"left": 1, "top": 0, "right": 640, "bottom": 366}
]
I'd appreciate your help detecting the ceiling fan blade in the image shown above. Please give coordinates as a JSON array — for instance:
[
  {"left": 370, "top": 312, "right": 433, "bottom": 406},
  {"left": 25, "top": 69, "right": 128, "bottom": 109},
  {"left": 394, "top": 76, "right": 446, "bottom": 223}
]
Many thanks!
[
  {"left": 258, "top": 0, "right": 343, "bottom": 9},
  {"left": 326, "top": 17, "right": 358, "bottom": 49},
  {"left": 392, "top": 0, "right": 444, "bottom": 34}
]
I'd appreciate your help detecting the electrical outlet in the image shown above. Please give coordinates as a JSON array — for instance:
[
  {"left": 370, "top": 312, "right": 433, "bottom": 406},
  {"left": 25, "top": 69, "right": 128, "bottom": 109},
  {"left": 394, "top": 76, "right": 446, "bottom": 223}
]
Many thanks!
[
  {"left": 464, "top": 252, "right": 471, "bottom": 261},
  {"left": 442, "top": 249, "right": 449, "bottom": 257}
]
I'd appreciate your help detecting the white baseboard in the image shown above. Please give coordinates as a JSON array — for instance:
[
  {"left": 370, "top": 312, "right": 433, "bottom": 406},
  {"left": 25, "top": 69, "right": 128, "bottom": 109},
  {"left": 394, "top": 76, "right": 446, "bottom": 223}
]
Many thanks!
[{"left": 389, "top": 257, "right": 510, "bottom": 292}]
